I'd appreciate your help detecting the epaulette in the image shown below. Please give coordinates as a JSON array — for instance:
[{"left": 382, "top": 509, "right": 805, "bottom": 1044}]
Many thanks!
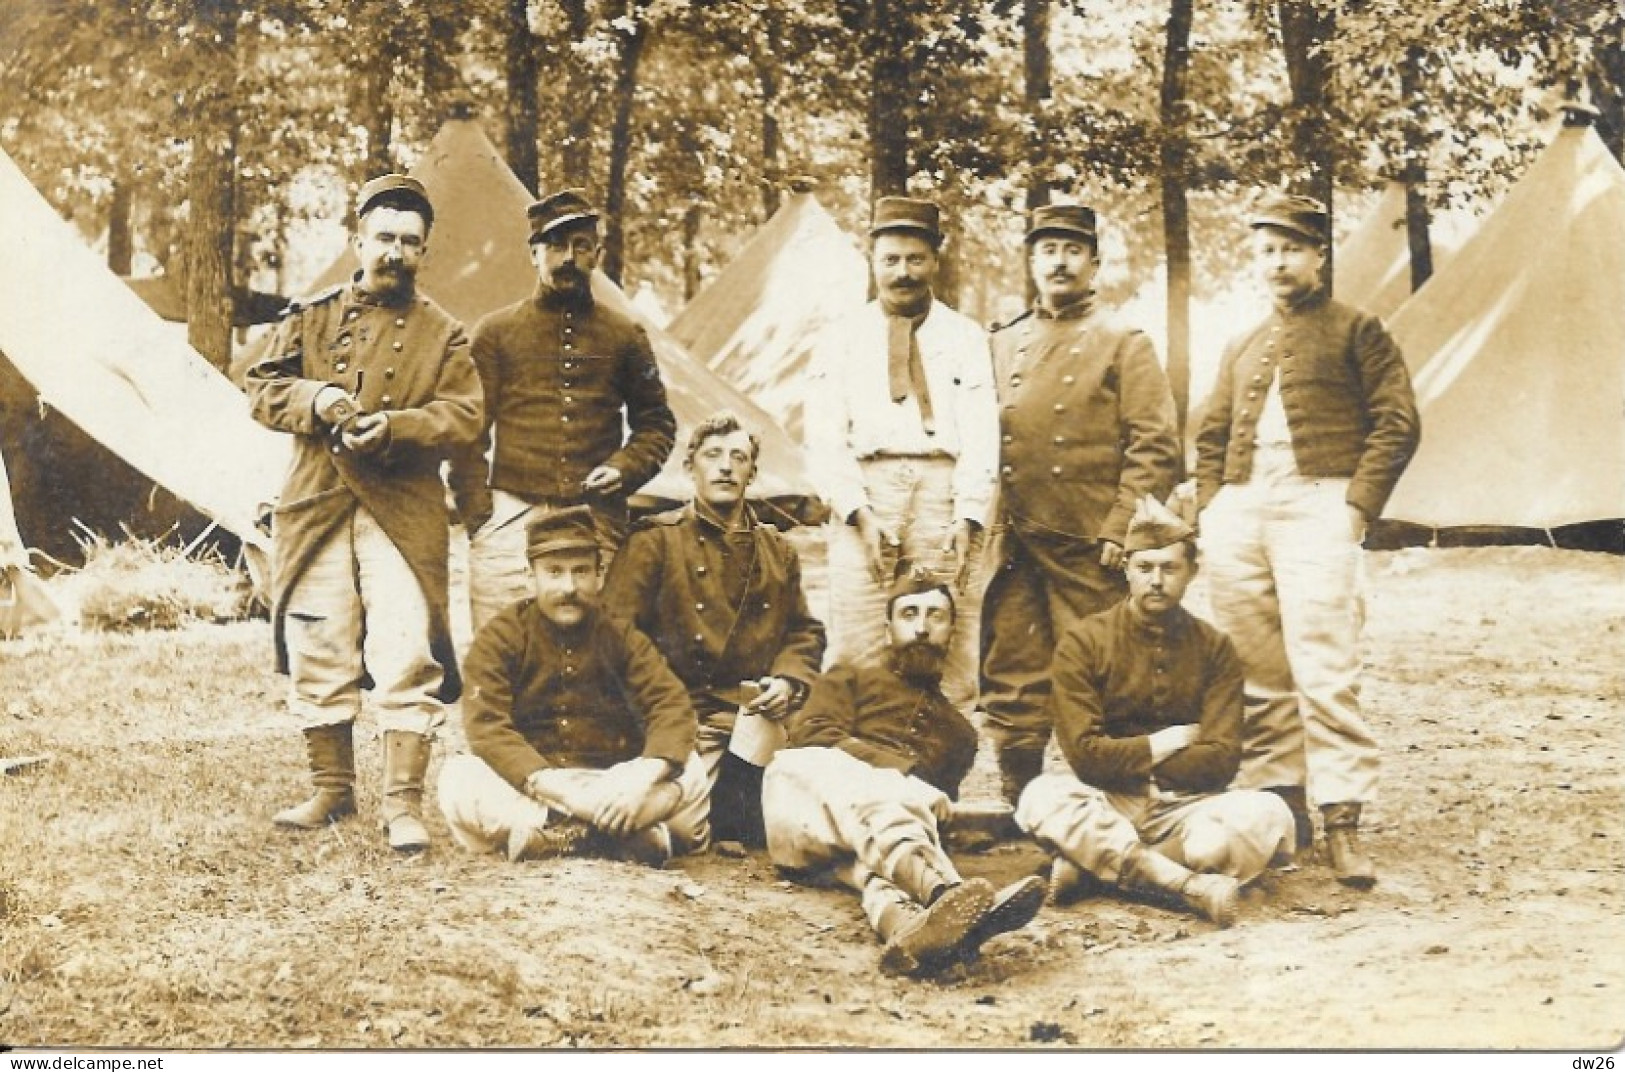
[
  {"left": 280, "top": 283, "right": 344, "bottom": 319},
  {"left": 631, "top": 506, "right": 687, "bottom": 532},
  {"left": 990, "top": 308, "right": 1032, "bottom": 333}
]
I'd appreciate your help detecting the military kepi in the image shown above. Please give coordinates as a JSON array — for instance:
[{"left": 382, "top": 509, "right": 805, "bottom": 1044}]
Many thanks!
[
  {"left": 1026, "top": 203, "right": 1097, "bottom": 245},
  {"left": 1251, "top": 192, "right": 1329, "bottom": 246},
  {"left": 525, "top": 506, "right": 599, "bottom": 560},
  {"left": 1124, "top": 495, "right": 1195, "bottom": 554},
  {"left": 528, "top": 188, "right": 600, "bottom": 243},
  {"left": 357, "top": 173, "right": 434, "bottom": 228},
  {"left": 869, "top": 196, "right": 943, "bottom": 246},
  {"left": 885, "top": 559, "right": 955, "bottom": 609}
]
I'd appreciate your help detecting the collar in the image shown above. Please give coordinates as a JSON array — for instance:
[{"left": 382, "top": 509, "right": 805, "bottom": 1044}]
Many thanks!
[
  {"left": 688, "top": 499, "right": 756, "bottom": 535},
  {"left": 348, "top": 272, "right": 415, "bottom": 309},
  {"left": 527, "top": 601, "right": 599, "bottom": 646},
  {"left": 534, "top": 278, "right": 595, "bottom": 311},
  {"left": 1124, "top": 599, "right": 1190, "bottom": 642},
  {"left": 1034, "top": 292, "right": 1096, "bottom": 321},
  {"left": 1273, "top": 286, "right": 1329, "bottom": 318}
]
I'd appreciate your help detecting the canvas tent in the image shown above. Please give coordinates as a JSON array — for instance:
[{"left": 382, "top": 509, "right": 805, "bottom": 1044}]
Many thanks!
[
  {"left": 1333, "top": 182, "right": 1463, "bottom": 320},
  {"left": 0, "top": 145, "right": 290, "bottom": 554},
  {"left": 668, "top": 187, "right": 868, "bottom": 443},
  {"left": 1381, "top": 115, "right": 1625, "bottom": 531},
  {"left": 240, "top": 118, "right": 821, "bottom": 523}
]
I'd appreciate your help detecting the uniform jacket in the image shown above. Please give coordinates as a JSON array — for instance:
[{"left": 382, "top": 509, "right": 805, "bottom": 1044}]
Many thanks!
[
  {"left": 804, "top": 298, "right": 1000, "bottom": 525},
  {"left": 461, "top": 601, "right": 698, "bottom": 791},
  {"left": 245, "top": 279, "right": 483, "bottom": 699},
  {"left": 1195, "top": 289, "right": 1420, "bottom": 519},
  {"left": 1048, "top": 600, "right": 1243, "bottom": 795},
  {"left": 601, "top": 503, "right": 826, "bottom": 716},
  {"left": 788, "top": 662, "right": 978, "bottom": 799},
  {"left": 990, "top": 298, "right": 1180, "bottom": 545},
  {"left": 448, "top": 281, "right": 676, "bottom": 526}
]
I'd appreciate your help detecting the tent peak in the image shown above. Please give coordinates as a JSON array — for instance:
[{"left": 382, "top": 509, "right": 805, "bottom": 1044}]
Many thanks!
[
  {"left": 1561, "top": 100, "right": 1601, "bottom": 127},
  {"left": 786, "top": 175, "right": 819, "bottom": 194}
]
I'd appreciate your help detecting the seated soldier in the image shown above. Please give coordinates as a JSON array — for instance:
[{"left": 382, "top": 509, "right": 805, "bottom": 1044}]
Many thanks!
[
  {"left": 763, "top": 565, "right": 1047, "bottom": 978},
  {"left": 602, "top": 413, "right": 826, "bottom": 847},
  {"left": 437, "top": 506, "right": 709, "bottom": 865},
  {"left": 1016, "top": 497, "right": 1295, "bottom": 926}
]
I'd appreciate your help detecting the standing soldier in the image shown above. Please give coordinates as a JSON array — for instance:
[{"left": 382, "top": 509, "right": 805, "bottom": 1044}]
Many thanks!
[
  {"left": 804, "top": 196, "right": 999, "bottom": 713},
  {"left": 981, "top": 204, "right": 1181, "bottom": 806},
  {"left": 247, "top": 174, "right": 484, "bottom": 851},
  {"left": 1195, "top": 192, "right": 1419, "bottom": 888},
  {"left": 449, "top": 188, "right": 676, "bottom": 632}
]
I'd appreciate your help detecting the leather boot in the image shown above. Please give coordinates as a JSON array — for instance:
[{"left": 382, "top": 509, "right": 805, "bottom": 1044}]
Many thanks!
[
  {"left": 1322, "top": 802, "right": 1376, "bottom": 889},
  {"left": 274, "top": 723, "right": 356, "bottom": 828},
  {"left": 506, "top": 816, "right": 592, "bottom": 863},
  {"left": 877, "top": 878, "right": 996, "bottom": 978},
  {"left": 888, "top": 846, "right": 960, "bottom": 907},
  {"left": 1047, "top": 854, "right": 1106, "bottom": 906},
  {"left": 1266, "top": 785, "right": 1315, "bottom": 854},
  {"left": 959, "top": 875, "right": 1047, "bottom": 960},
  {"left": 381, "top": 730, "right": 432, "bottom": 853},
  {"left": 1119, "top": 844, "right": 1240, "bottom": 928},
  {"left": 997, "top": 747, "right": 1045, "bottom": 808}
]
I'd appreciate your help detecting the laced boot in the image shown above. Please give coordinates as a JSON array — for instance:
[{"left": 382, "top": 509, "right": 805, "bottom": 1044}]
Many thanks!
[
  {"left": 877, "top": 878, "right": 996, "bottom": 978},
  {"left": 1046, "top": 854, "right": 1106, "bottom": 907},
  {"left": 1322, "top": 802, "right": 1376, "bottom": 889},
  {"left": 380, "top": 731, "right": 432, "bottom": 853},
  {"left": 996, "top": 747, "right": 1045, "bottom": 809},
  {"left": 958, "top": 875, "right": 1047, "bottom": 961},
  {"left": 274, "top": 723, "right": 356, "bottom": 828},
  {"left": 1119, "top": 845, "right": 1240, "bottom": 928},
  {"left": 506, "top": 816, "right": 592, "bottom": 863}
]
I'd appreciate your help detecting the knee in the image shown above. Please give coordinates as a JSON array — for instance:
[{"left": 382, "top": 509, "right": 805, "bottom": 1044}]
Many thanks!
[
  {"left": 1013, "top": 772, "right": 1079, "bottom": 830},
  {"left": 1178, "top": 816, "right": 1234, "bottom": 874}
]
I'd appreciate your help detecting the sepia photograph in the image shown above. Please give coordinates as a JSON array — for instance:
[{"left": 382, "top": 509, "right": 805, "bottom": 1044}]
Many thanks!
[{"left": 0, "top": 0, "right": 1621, "bottom": 1056}]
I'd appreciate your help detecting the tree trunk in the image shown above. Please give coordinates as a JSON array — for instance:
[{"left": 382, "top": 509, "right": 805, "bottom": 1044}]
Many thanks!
[
  {"left": 184, "top": 0, "right": 238, "bottom": 371},
  {"left": 1022, "top": 0, "right": 1052, "bottom": 304},
  {"left": 867, "top": 0, "right": 912, "bottom": 198},
  {"left": 1398, "top": 45, "right": 1434, "bottom": 293},
  {"left": 1591, "top": 32, "right": 1625, "bottom": 165},
  {"left": 1277, "top": 0, "right": 1336, "bottom": 277},
  {"left": 107, "top": 171, "right": 133, "bottom": 276},
  {"left": 757, "top": 5, "right": 784, "bottom": 219},
  {"left": 504, "top": 0, "right": 541, "bottom": 194},
  {"left": 602, "top": 0, "right": 648, "bottom": 284},
  {"left": 1160, "top": 0, "right": 1194, "bottom": 457},
  {"left": 424, "top": 5, "right": 466, "bottom": 102},
  {"left": 357, "top": 45, "right": 394, "bottom": 178},
  {"left": 682, "top": 201, "right": 704, "bottom": 301},
  {"left": 559, "top": 0, "right": 594, "bottom": 187}
]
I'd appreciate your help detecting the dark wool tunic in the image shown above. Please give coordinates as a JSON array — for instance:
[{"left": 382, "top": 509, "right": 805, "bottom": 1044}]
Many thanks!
[
  {"left": 1048, "top": 601, "right": 1244, "bottom": 795},
  {"left": 1195, "top": 289, "right": 1420, "bottom": 519},
  {"left": 461, "top": 602, "right": 697, "bottom": 791},
  {"left": 245, "top": 280, "right": 483, "bottom": 700},
  {"left": 788, "top": 663, "right": 979, "bottom": 799},
  {"left": 601, "top": 503, "right": 826, "bottom": 717},
  {"left": 448, "top": 282, "right": 676, "bottom": 524}
]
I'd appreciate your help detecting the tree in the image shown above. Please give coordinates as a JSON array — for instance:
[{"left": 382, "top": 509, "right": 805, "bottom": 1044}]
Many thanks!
[{"left": 1160, "top": 0, "right": 1195, "bottom": 442}]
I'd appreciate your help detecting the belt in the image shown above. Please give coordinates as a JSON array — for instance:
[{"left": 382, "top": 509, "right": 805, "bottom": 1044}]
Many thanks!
[{"left": 857, "top": 450, "right": 955, "bottom": 462}]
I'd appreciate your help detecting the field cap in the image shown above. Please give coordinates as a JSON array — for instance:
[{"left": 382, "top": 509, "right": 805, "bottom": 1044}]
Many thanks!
[
  {"left": 1026, "top": 204, "right": 1097, "bottom": 245},
  {"left": 869, "top": 196, "right": 943, "bottom": 246},
  {"left": 526, "top": 506, "right": 599, "bottom": 559},
  {"left": 357, "top": 174, "right": 434, "bottom": 228},
  {"left": 528, "top": 188, "right": 600, "bottom": 244},
  {"left": 1251, "top": 192, "right": 1329, "bottom": 246},
  {"left": 1124, "top": 495, "right": 1195, "bottom": 554},
  {"left": 886, "top": 559, "right": 955, "bottom": 612}
]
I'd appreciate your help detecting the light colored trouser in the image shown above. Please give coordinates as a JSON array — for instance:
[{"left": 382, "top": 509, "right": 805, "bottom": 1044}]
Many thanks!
[
  {"left": 1016, "top": 772, "right": 1295, "bottom": 885},
  {"left": 763, "top": 747, "right": 962, "bottom": 937},
  {"left": 468, "top": 490, "right": 624, "bottom": 634},
  {"left": 824, "top": 456, "right": 984, "bottom": 712},
  {"left": 1199, "top": 442, "right": 1379, "bottom": 805},
  {"left": 436, "top": 751, "right": 712, "bottom": 856},
  {"left": 284, "top": 505, "right": 445, "bottom": 735}
]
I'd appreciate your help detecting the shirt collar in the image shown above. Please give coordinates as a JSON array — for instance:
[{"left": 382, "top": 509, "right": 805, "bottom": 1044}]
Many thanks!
[
  {"left": 1274, "top": 286, "right": 1329, "bottom": 318},
  {"left": 1034, "top": 292, "right": 1096, "bottom": 321},
  {"left": 688, "top": 499, "right": 755, "bottom": 535}
]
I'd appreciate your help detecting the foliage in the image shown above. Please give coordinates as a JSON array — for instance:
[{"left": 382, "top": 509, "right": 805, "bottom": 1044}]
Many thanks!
[{"left": 67, "top": 530, "right": 253, "bottom": 632}]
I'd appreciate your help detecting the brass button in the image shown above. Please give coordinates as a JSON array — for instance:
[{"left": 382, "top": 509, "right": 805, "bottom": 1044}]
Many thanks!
[
  {"left": 1002, "top": 434, "right": 1012, "bottom": 445},
  {"left": 1063, "top": 374, "right": 1075, "bottom": 384},
  {"left": 1053, "top": 403, "right": 1065, "bottom": 413},
  {"left": 561, "top": 415, "right": 571, "bottom": 423},
  {"left": 1051, "top": 465, "right": 1063, "bottom": 476},
  {"left": 695, "top": 602, "right": 706, "bottom": 611},
  {"left": 385, "top": 368, "right": 395, "bottom": 378},
  {"left": 1001, "top": 465, "right": 1013, "bottom": 476},
  {"left": 380, "top": 395, "right": 392, "bottom": 405},
  {"left": 392, "top": 341, "right": 403, "bottom": 351},
  {"left": 395, "top": 317, "right": 406, "bottom": 328},
  {"left": 1053, "top": 436, "right": 1064, "bottom": 445}
]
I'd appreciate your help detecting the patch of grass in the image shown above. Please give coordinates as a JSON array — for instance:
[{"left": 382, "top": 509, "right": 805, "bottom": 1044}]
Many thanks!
[{"left": 67, "top": 531, "right": 252, "bottom": 632}]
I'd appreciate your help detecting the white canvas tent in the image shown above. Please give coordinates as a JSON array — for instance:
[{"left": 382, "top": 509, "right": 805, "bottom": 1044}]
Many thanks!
[
  {"left": 1334, "top": 182, "right": 1464, "bottom": 321},
  {"left": 1382, "top": 116, "right": 1625, "bottom": 530},
  {"left": 0, "top": 146, "right": 290, "bottom": 551}
]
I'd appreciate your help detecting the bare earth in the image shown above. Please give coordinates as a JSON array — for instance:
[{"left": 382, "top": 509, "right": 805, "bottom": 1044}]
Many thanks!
[{"left": 0, "top": 544, "right": 1621, "bottom": 1050}]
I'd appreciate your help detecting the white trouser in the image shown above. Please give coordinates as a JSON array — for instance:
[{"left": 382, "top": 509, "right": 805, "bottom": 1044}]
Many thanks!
[
  {"left": 436, "top": 751, "right": 712, "bottom": 856},
  {"left": 763, "top": 746, "right": 962, "bottom": 934},
  {"left": 823, "top": 456, "right": 983, "bottom": 711},
  {"left": 1199, "top": 443, "right": 1378, "bottom": 805},
  {"left": 1016, "top": 772, "right": 1294, "bottom": 885},
  {"left": 284, "top": 505, "right": 444, "bottom": 735}
]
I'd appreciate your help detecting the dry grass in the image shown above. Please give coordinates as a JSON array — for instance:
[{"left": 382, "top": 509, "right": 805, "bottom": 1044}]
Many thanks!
[{"left": 63, "top": 531, "right": 253, "bottom": 632}]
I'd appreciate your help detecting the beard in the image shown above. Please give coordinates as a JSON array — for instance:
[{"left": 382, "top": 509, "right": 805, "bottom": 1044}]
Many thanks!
[
  {"left": 551, "top": 261, "right": 590, "bottom": 292},
  {"left": 891, "top": 639, "right": 948, "bottom": 686}
]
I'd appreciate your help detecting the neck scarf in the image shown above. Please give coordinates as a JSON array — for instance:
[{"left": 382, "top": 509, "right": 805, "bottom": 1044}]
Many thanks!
[{"left": 879, "top": 291, "right": 935, "bottom": 435}]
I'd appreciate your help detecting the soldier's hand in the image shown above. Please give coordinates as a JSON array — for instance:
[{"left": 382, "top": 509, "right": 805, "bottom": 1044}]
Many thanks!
[
  {"left": 341, "top": 412, "right": 390, "bottom": 455},
  {"left": 945, "top": 518, "right": 982, "bottom": 592},
  {"left": 743, "top": 676, "right": 795, "bottom": 721},
  {"left": 852, "top": 507, "right": 899, "bottom": 583},
  {"left": 581, "top": 465, "right": 624, "bottom": 496},
  {"left": 592, "top": 757, "right": 668, "bottom": 837},
  {"left": 1098, "top": 539, "right": 1125, "bottom": 571},
  {"left": 313, "top": 386, "right": 361, "bottom": 430}
]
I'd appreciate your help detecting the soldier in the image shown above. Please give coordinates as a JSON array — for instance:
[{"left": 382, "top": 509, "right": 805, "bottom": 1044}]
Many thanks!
[
  {"left": 449, "top": 188, "right": 677, "bottom": 632},
  {"left": 1016, "top": 497, "right": 1296, "bottom": 927},
  {"left": 602, "top": 412, "right": 826, "bottom": 847},
  {"left": 1195, "top": 192, "right": 1420, "bottom": 888},
  {"left": 437, "top": 506, "right": 710, "bottom": 866},
  {"left": 762, "top": 565, "right": 1046, "bottom": 978},
  {"left": 803, "top": 196, "right": 999, "bottom": 714},
  {"left": 246, "top": 174, "right": 483, "bottom": 852},
  {"left": 981, "top": 204, "right": 1181, "bottom": 806}
]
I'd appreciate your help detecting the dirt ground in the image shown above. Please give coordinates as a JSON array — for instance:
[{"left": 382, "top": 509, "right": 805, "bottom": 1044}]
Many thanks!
[{"left": 1, "top": 543, "right": 1622, "bottom": 1051}]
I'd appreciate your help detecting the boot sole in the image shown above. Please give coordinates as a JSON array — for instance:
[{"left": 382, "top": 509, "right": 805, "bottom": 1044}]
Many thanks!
[
  {"left": 960, "top": 875, "right": 1047, "bottom": 958},
  {"left": 273, "top": 798, "right": 357, "bottom": 829},
  {"left": 880, "top": 879, "right": 996, "bottom": 978}
]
